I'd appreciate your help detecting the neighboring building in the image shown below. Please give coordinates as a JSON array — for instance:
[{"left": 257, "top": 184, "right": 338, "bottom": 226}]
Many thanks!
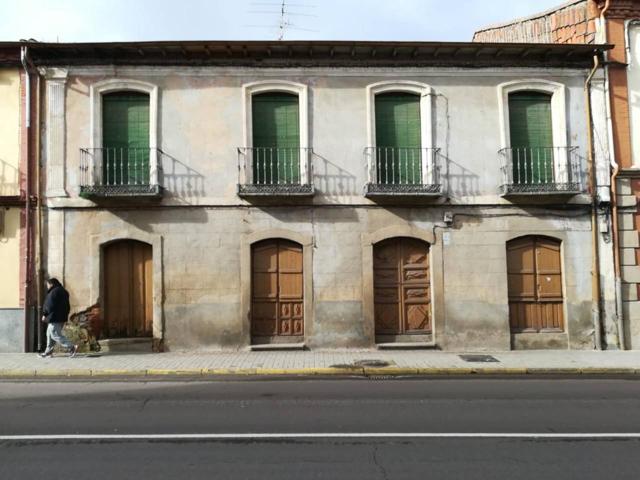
[
  {"left": 0, "top": 45, "right": 28, "bottom": 352},
  {"left": 26, "top": 40, "right": 610, "bottom": 352},
  {"left": 473, "top": 0, "right": 640, "bottom": 350}
]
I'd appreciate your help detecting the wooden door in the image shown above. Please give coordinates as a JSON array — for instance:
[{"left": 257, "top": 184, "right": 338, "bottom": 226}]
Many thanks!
[
  {"left": 104, "top": 240, "right": 153, "bottom": 338},
  {"left": 374, "top": 238, "right": 431, "bottom": 335},
  {"left": 251, "top": 239, "right": 304, "bottom": 338},
  {"left": 507, "top": 236, "right": 563, "bottom": 332}
]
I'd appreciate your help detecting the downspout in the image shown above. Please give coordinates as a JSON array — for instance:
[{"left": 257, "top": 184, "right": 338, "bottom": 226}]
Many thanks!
[
  {"left": 20, "top": 45, "right": 32, "bottom": 352},
  {"left": 586, "top": 51, "right": 603, "bottom": 350},
  {"left": 35, "top": 72, "right": 43, "bottom": 352}
]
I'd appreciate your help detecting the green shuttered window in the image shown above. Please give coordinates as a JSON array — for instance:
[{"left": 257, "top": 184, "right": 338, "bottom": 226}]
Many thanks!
[
  {"left": 508, "top": 92, "right": 553, "bottom": 184},
  {"left": 252, "top": 92, "right": 300, "bottom": 185},
  {"left": 375, "top": 92, "right": 422, "bottom": 185},
  {"left": 102, "top": 91, "right": 150, "bottom": 186}
]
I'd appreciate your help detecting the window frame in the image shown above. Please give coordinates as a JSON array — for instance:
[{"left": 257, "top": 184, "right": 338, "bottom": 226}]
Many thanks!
[
  {"left": 89, "top": 79, "right": 159, "bottom": 185},
  {"left": 497, "top": 80, "right": 569, "bottom": 184},
  {"left": 365, "top": 81, "right": 434, "bottom": 185},
  {"left": 242, "top": 81, "right": 309, "bottom": 185}
]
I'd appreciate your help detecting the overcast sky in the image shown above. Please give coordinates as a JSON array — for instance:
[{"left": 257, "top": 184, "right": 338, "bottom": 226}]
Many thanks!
[{"left": 1, "top": 0, "right": 565, "bottom": 43}]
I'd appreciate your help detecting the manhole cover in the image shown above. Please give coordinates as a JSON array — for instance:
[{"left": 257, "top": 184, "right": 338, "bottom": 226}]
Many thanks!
[
  {"left": 458, "top": 354, "right": 499, "bottom": 363},
  {"left": 353, "top": 359, "right": 390, "bottom": 368}
]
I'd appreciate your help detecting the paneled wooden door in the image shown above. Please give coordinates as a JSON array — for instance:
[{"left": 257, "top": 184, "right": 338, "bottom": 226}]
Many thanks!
[
  {"left": 251, "top": 239, "right": 304, "bottom": 338},
  {"left": 507, "top": 236, "right": 564, "bottom": 332},
  {"left": 104, "top": 240, "right": 153, "bottom": 338},
  {"left": 373, "top": 238, "right": 431, "bottom": 335}
]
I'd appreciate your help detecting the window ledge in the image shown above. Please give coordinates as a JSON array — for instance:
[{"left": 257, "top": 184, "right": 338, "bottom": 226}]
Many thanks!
[
  {"left": 237, "top": 184, "right": 315, "bottom": 197},
  {"left": 79, "top": 184, "right": 163, "bottom": 199},
  {"left": 364, "top": 183, "right": 442, "bottom": 197}
]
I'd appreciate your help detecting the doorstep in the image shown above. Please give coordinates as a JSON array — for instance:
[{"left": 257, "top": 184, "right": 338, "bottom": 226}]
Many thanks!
[
  {"left": 250, "top": 343, "right": 306, "bottom": 351},
  {"left": 99, "top": 337, "right": 153, "bottom": 353},
  {"left": 376, "top": 342, "right": 436, "bottom": 350}
]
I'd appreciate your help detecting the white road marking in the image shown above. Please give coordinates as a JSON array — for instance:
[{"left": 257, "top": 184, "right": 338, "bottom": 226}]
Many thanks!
[{"left": 0, "top": 433, "right": 639, "bottom": 441}]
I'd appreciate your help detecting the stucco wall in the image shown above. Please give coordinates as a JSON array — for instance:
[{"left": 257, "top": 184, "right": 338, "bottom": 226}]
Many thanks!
[
  {"left": 42, "top": 66, "right": 602, "bottom": 351},
  {"left": 60, "top": 206, "right": 594, "bottom": 351},
  {"left": 57, "top": 67, "right": 591, "bottom": 206},
  {"left": 0, "top": 208, "right": 20, "bottom": 308}
]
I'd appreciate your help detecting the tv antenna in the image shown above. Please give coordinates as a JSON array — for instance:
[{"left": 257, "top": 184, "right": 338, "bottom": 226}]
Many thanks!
[{"left": 246, "top": 1, "right": 317, "bottom": 40}]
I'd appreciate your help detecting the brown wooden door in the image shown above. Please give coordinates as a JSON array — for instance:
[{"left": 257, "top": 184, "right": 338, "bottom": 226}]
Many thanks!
[
  {"left": 251, "top": 239, "right": 304, "bottom": 337},
  {"left": 507, "top": 236, "right": 563, "bottom": 332},
  {"left": 374, "top": 238, "right": 431, "bottom": 335},
  {"left": 104, "top": 240, "right": 153, "bottom": 338}
]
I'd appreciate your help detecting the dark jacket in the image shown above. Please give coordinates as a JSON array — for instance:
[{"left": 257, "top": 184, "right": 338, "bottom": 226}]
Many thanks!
[{"left": 42, "top": 285, "right": 71, "bottom": 324}]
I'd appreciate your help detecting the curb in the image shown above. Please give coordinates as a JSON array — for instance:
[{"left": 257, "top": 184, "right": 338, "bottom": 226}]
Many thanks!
[{"left": 0, "top": 366, "right": 638, "bottom": 379}]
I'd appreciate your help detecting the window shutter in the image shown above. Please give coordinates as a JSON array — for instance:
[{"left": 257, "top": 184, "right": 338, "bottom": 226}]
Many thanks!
[
  {"left": 374, "top": 93, "right": 421, "bottom": 184},
  {"left": 102, "top": 92, "right": 150, "bottom": 185},
  {"left": 508, "top": 92, "right": 553, "bottom": 184},
  {"left": 251, "top": 93, "right": 300, "bottom": 184}
]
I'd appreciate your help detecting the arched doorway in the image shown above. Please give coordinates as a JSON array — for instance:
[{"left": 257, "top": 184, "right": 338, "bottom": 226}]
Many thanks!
[
  {"left": 373, "top": 237, "right": 431, "bottom": 336},
  {"left": 506, "top": 236, "right": 564, "bottom": 332},
  {"left": 251, "top": 239, "right": 304, "bottom": 342},
  {"left": 103, "top": 240, "right": 153, "bottom": 338}
]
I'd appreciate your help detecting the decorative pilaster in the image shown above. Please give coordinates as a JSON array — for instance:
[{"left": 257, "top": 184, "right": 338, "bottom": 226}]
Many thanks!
[{"left": 40, "top": 68, "right": 68, "bottom": 197}]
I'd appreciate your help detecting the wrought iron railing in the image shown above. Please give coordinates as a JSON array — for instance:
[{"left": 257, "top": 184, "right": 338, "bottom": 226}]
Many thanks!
[
  {"left": 364, "top": 147, "right": 442, "bottom": 195},
  {"left": 237, "top": 147, "right": 314, "bottom": 196},
  {"left": 79, "top": 147, "right": 163, "bottom": 197},
  {"left": 499, "top": 146, "right": 582, "bottom": 195}
]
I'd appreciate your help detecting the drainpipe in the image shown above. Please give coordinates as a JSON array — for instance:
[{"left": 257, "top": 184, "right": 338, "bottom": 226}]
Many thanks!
[
  {"left": 586, "top": 51, "right": 603, "bottom": 350},
  {"left": 20, "top": 45, "right": 32, "bottom": 352},
  {"left": 34, "top": 72, "right": 43, "bottom": 352}
]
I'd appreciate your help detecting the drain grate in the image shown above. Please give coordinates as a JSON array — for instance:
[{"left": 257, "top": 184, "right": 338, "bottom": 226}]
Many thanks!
[
  {"left": 458, "top": 354, "right": 500, "bottom": 363},
  {"left": 353, "top": 359, "right": 391, "bottom": 368}
]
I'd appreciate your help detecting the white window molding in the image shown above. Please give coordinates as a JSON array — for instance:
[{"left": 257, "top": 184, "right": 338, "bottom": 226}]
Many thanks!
[
  {"left": 365, "top": 81, "right": 434, "bottom": 184},
  {"left": 89, "top": 79, "right": 159, "bottom": 184},
  {"left": 241, "top": 80, "right": 309, "bottom": 184},
  {"left": 497, "top": 79, "right": 569, "bottom": 182}
]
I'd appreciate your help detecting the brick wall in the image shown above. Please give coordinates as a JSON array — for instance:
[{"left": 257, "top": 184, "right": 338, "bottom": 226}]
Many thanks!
[
  {"left": 473, "top": 0, "right": 599, "bottom": 44},
  {"left": 617, "top": 177, "right": 640, "bottom": 343}
]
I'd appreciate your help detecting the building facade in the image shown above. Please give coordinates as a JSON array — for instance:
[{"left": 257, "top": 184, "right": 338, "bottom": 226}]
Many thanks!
[
  {"left": 474, "top": 0, "right": 640, "bottom": 350},
  {"left": 0, "top": 46, "right": 28, "bottom": 353},
  {"left": 27, "top": 41, "right": 612, "bottom": 352}
]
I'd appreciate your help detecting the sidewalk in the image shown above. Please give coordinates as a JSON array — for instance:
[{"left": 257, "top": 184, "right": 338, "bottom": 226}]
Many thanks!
[{"left": 1, "top": 349, "right": 640, "bottom": 378}]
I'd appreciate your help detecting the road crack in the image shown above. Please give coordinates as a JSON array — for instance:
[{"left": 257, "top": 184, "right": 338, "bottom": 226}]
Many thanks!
[{"left": 372, "top": 444, "right": 389, "bottom": 480}]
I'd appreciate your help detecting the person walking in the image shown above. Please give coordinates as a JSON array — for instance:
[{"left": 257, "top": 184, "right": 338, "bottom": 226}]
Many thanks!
[{"left": 39, "top": 278, "right": 78, "bottom": 358}]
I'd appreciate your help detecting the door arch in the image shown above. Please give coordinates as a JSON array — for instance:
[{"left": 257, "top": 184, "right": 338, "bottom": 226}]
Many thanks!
[
  {"left": 506, "top": 236, "right": 564, "bottom": 332},
  {"left": 103, "top": 240, "right": 153, "bottom": 338},
  {"left": 251, "top": 239, "right": 304, "bottom": 341},
  {"left": 373, "top": 237, "right": 431, "bottom": 335}
]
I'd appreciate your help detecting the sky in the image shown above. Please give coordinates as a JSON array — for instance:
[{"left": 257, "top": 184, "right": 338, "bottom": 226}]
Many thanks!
[{"left": 1, "top": 0, "right": 567, "bottom": 43}]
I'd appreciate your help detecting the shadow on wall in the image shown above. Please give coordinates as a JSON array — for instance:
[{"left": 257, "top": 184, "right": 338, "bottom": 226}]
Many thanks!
[
  {"left": 0, "top": 158, "right": 20, "bottom": 196},
  {"left": 441, "top": 153, "right": 481, "bottom": 197},
  {"left": 159, "top": 150, "right": 206, "bottom": 204},
  {"left": 311, "top": 151, "right": 358, "bottom": 200}
]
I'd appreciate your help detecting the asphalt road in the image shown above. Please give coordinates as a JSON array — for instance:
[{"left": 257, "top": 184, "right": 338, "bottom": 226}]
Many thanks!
[{"left": 1, "top": 377, "right": 639, "bottom": 479}]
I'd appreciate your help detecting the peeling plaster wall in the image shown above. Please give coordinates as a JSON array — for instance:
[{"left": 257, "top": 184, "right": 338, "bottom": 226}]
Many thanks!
[
  {"left": 60, "top": 207, "right": 595, "bottom": 351},
  {"left": 45, "top": 66, "right": 603, "bottom": 351},
  {"left": 59, "top": 68, "right": 591, "bottom": 206}
]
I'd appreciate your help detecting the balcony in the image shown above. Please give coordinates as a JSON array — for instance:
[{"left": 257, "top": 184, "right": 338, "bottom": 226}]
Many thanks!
[
  {"left": 79, "top": 148, "right": 163, "bottom": 199},
  {"left": 237, "top": 147, "right": 314, "bottom": 197},
  {"left": 363, "top": 147, "right": 442, "bottom": 197},
  {"left": 499, "top": 147, "right": 582, "bottom": 197}
]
